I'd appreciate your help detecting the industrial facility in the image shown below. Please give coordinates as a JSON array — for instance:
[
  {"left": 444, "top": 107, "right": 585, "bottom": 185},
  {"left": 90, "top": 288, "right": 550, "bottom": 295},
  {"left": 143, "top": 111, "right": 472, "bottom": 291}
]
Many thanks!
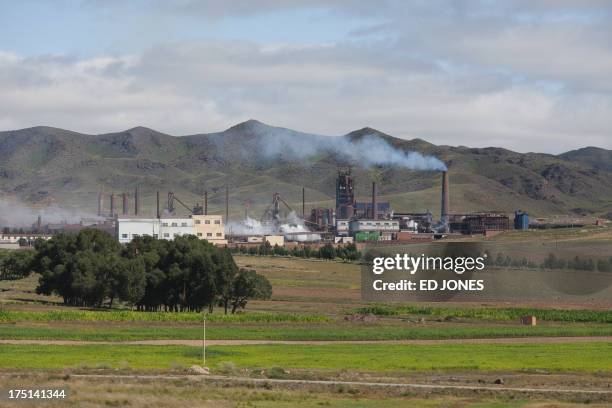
[{"left": 1, "top": 167, "right": 545, "bottom": 249}]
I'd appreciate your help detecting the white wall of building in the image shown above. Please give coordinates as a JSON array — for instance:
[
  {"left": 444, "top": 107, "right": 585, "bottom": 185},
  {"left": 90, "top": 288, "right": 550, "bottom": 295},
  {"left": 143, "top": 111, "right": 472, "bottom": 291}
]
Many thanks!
[
  {"left": 159, "top": 218, "right": 195, "bottom": 240},
  {"left": 117, "top": 218, "right": 160, "bottom": 243},
  {"left": 349, "top": 219, "right": 400, "bottom": 233}
]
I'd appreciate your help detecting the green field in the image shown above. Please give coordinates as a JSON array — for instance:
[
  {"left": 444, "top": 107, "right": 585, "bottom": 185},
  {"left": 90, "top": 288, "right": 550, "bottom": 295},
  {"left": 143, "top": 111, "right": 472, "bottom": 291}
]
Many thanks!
[
  {"left": 356, "top": 305, "right": 612, "bottom": 323},
  {"left": 0, "top": 310, "right": 329, "bottom": 324},
  {"left": 1, "top": 342, "right": 610, "bottom": 372},
  {"left": 0, "top": 323, "right": 610, "bottom": 341}
]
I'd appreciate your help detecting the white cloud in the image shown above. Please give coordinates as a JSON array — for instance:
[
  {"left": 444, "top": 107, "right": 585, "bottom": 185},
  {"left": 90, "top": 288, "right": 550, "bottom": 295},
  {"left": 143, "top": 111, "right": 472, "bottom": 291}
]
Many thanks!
[{"left": 1, "top": 1, "right": 612, "bottom": 153}]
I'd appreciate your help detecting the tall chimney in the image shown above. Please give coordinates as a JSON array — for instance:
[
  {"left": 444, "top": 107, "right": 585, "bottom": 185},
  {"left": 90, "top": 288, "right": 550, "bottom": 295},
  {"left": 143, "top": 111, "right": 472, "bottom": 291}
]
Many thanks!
[
  {"left": 441, "top": 171, "right": 449, "bottom": 226},
  {"left": 110, "top": 193, "right": 115, "bottom": 217},
  {"left": 302, "top": 187, "right": 305, "bottom": 218},
  {"left": 156, "top": 191, "right": 160, "bottom": 218},
  {"left": 122, "top": 193, "right": 128, "bottom": 215},
  {"left": 134, "top": 186, "right": 140, "bottom": 216},
  {"left": 204, "top": 190, "right": 208, "bottom": 215},
  {"left": 97, "top": 191, "right": 103, "bottom": 217},
  {"left": 225, "top": 184, "right": 229, "bottom": 222},
  {"left": 371, "top": 182, "right": 378, "bottom": 220}
]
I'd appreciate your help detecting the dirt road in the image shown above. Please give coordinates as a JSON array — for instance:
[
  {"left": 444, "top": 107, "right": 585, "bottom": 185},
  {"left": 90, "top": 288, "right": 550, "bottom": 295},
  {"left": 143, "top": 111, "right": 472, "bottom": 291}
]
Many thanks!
[{"left": 65, "top": 373, "right": 612, "bottom": 396}]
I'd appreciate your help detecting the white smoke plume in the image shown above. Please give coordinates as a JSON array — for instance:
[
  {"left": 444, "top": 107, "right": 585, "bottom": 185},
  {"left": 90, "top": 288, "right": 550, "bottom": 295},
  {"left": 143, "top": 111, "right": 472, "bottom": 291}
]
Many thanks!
[
  {"left": 0, "top": 198, "right": 101, "bottom": 228},
  {"left": 226, "top": 212, "right": 321, "bottom": 242},
  {"left": 234, "top": 121, "right": 447, "bottom": 171}
]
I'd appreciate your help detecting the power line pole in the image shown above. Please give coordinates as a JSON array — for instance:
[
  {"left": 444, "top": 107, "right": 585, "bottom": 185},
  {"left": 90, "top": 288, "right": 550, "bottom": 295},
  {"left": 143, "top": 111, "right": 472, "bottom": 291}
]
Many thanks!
[{"left": 202, "top": 312, "right": 206, "bottom": 367}]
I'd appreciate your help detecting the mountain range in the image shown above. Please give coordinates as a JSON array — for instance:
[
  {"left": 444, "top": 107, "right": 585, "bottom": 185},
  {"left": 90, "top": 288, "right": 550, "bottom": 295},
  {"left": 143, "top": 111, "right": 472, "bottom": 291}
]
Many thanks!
[{"left": 1, "top": 119, "right": 611, "bottom": 226}]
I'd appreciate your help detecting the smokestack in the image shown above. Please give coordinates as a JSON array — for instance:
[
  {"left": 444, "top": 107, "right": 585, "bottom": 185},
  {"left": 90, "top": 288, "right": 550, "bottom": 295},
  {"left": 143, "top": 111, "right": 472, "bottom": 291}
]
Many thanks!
[
  {"left": 134, "top": 186, "right": 140, "bottom": 216},
  {"left": 110, "top": 193, "right": 115, "bottom": 217},
  {"left": 302, "top": 187, "right": 305, "bottom": 218},
  {"left": 156, "top": 191, "right": 160, "bottom": 218},
  {"left": 97, "top": 191, "right": 103, "bottom": 217},
  {"left": 441, "top": 171, "right": 449, "bottom": 226},
  {"left": 204, "top": 191, "right": 208, "bottom": 215},
  {"left": 225, "top": 184, "right": 229, "bottom": 222},
  {"left": 122, "top": 193, "right": 128, "bottom": 215},
  {"left": 372, "top": 182, "right": 378, "bottom": 220}
]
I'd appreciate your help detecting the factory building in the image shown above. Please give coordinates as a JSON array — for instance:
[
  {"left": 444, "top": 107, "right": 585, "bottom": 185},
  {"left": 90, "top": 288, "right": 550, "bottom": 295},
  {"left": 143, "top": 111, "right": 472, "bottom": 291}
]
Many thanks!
[
  {"left": 117, "top": 218, "right": 160, "bottom": 243},
  {"left": 354, "top": 202, "right": 391, "bottom": 219},
  {"left": 117, "top": 217, "right": 194, "bottom": 243},
  {"left": 310, "top": 208, "right": 335, "bottom": 231},
  {"left": 335, "top": 168, "right": 356, "bottom": 219},
  {"left": 349, "top": 219, "right": 400, "bottom": 241},
  {"left": 449, "top": 213, "right": 510, "bottom": 235},
  {"left": 159, "top": 217, "right": 195, "bottom": 239},
  {"left": 117, "top": 215, "right": 228, "bottom": 245},
  {"left": 192, "top": 214, "right": 227, "bottom": 245}
]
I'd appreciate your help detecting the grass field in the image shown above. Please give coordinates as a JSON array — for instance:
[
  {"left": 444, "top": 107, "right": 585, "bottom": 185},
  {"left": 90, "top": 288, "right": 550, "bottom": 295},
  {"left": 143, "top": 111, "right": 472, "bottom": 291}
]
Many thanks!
[
  {"left": 0, "top": 310, "right": 329, "bottom": 324},
  {"left": 355, "top": 305, "right": 612, "bottom": 323},
  {"left": 1, "top": 323, "right": 611, "bottom": 341},
  {"left": 1, "top": 342, "right": 610, "bottom": 372}
]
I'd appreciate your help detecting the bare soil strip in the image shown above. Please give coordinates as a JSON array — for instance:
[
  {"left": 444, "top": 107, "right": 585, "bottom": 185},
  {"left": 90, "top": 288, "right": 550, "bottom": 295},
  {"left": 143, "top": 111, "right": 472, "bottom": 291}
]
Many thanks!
[
  {"left": 1, "top": 336, "right": 611, "bottom": 346},
  {"left": 67, "top": 373, "right": 612, "bottom": 396}
]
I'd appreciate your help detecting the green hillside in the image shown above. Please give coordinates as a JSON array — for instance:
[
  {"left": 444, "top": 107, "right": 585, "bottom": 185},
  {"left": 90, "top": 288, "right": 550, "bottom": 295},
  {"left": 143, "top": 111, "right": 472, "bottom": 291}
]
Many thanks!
[{"left": 1, "top": 120, "right": 611, "bottom": 223}]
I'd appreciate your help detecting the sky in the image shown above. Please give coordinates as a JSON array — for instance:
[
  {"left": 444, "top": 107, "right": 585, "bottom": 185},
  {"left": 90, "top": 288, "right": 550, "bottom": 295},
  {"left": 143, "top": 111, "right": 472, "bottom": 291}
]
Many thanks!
[{"left": 1, "top": 0, "right": 611, "bottom": 153}]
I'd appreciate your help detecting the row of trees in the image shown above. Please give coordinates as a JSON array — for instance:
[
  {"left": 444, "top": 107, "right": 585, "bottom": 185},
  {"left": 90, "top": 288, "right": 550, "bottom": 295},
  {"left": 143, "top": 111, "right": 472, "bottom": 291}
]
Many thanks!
[
  {"left": 231, "top": 242, "right": 361, "bottom": 261},
  {"left": 25, "top": 229, "right": 271, "bottom": 313},
  {"left": 0, "top": 250, "right": 35, "bottom": 280},
  {"left": 486, "top": 251, "right": 612, "bottom": 272},
  {"left": 541, "top": 253, "right": 612, "bottom": 272}
]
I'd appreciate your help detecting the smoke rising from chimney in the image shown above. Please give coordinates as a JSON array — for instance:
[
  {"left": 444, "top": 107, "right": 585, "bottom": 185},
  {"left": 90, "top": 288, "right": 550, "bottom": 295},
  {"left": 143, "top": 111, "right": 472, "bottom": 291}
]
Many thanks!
[{"left": 233, "top": 122, "right": 447, "bottom": 171}]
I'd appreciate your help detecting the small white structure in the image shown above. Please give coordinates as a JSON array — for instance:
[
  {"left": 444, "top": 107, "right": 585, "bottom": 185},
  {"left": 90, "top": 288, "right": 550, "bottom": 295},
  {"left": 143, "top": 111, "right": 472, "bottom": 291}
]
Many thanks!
[
  {"left": 335, "top": 219, "right": 350, "bottom": 236},
  {"left": 0, "top": 233, "right": 53, "bottom": 244},
  {"left": 334, "top": 236, "right": 354, "bottom": 244}
]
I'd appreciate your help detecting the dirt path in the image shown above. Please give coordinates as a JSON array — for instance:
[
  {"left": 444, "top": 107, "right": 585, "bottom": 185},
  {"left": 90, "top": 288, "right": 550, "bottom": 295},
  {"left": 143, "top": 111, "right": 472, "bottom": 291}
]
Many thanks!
[
  {"left": 66, "top": 373, "right": 612, "bottom": 396},
  {"left": 1, "top": 336, "right": 611, "bottom": 346}
]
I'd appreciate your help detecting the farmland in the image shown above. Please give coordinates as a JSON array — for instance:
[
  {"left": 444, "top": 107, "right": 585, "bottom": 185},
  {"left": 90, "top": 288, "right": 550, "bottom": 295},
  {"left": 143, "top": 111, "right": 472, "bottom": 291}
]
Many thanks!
[
  {"left": 1, "top": 343, "right": 611, "bottom": 372},
  {"left": 0, "top": 227, "right": 611, "bottom": 406}
]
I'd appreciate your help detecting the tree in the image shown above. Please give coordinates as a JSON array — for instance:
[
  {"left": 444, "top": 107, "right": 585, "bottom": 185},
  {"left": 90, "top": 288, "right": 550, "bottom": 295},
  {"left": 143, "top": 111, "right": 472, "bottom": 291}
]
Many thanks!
[
  {"left": 30, "top": 229, "right": 265, "bottom": 313},
  {"left": 229, "top": 268, "right": 272, "bottom": 313},
  {"left": 215, "top": 247, "right": 239, "bottom": 314},
  {"left": 34, "top": 229, "right": 122, "bottom": 307},
  {"left": 0, "top": 250, "right": 34, "bottom": 280}
]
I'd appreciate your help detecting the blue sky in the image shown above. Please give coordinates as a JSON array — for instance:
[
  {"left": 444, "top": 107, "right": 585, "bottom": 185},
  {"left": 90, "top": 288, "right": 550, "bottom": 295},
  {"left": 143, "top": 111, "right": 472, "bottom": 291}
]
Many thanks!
[{"left": 1, "top": 0, "right": 611, "bottom": 153}]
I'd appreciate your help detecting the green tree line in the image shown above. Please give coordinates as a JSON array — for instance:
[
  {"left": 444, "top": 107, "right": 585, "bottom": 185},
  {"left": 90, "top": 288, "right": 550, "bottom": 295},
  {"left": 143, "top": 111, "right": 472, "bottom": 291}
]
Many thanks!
[
  {"left": 541, "top": 253, "right": 612, "bottom": 272},
  {"left": 0, "top": 250, "right": 35, "bottom": 280},
  {"left": 485, "top": 250, "right": 612, "bottom": 272},
  {"left": 231, "top": 242, "right": 361, "bottom": 261},
  {"left": 7, "top": 229, "right": 271, "bottom": 313}
]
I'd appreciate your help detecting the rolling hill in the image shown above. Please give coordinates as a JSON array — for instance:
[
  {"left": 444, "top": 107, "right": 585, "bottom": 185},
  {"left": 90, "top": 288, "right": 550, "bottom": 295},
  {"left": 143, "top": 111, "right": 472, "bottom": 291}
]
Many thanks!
[{"left": 1, "top": 120, "right": 611, "bottom": 226}]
